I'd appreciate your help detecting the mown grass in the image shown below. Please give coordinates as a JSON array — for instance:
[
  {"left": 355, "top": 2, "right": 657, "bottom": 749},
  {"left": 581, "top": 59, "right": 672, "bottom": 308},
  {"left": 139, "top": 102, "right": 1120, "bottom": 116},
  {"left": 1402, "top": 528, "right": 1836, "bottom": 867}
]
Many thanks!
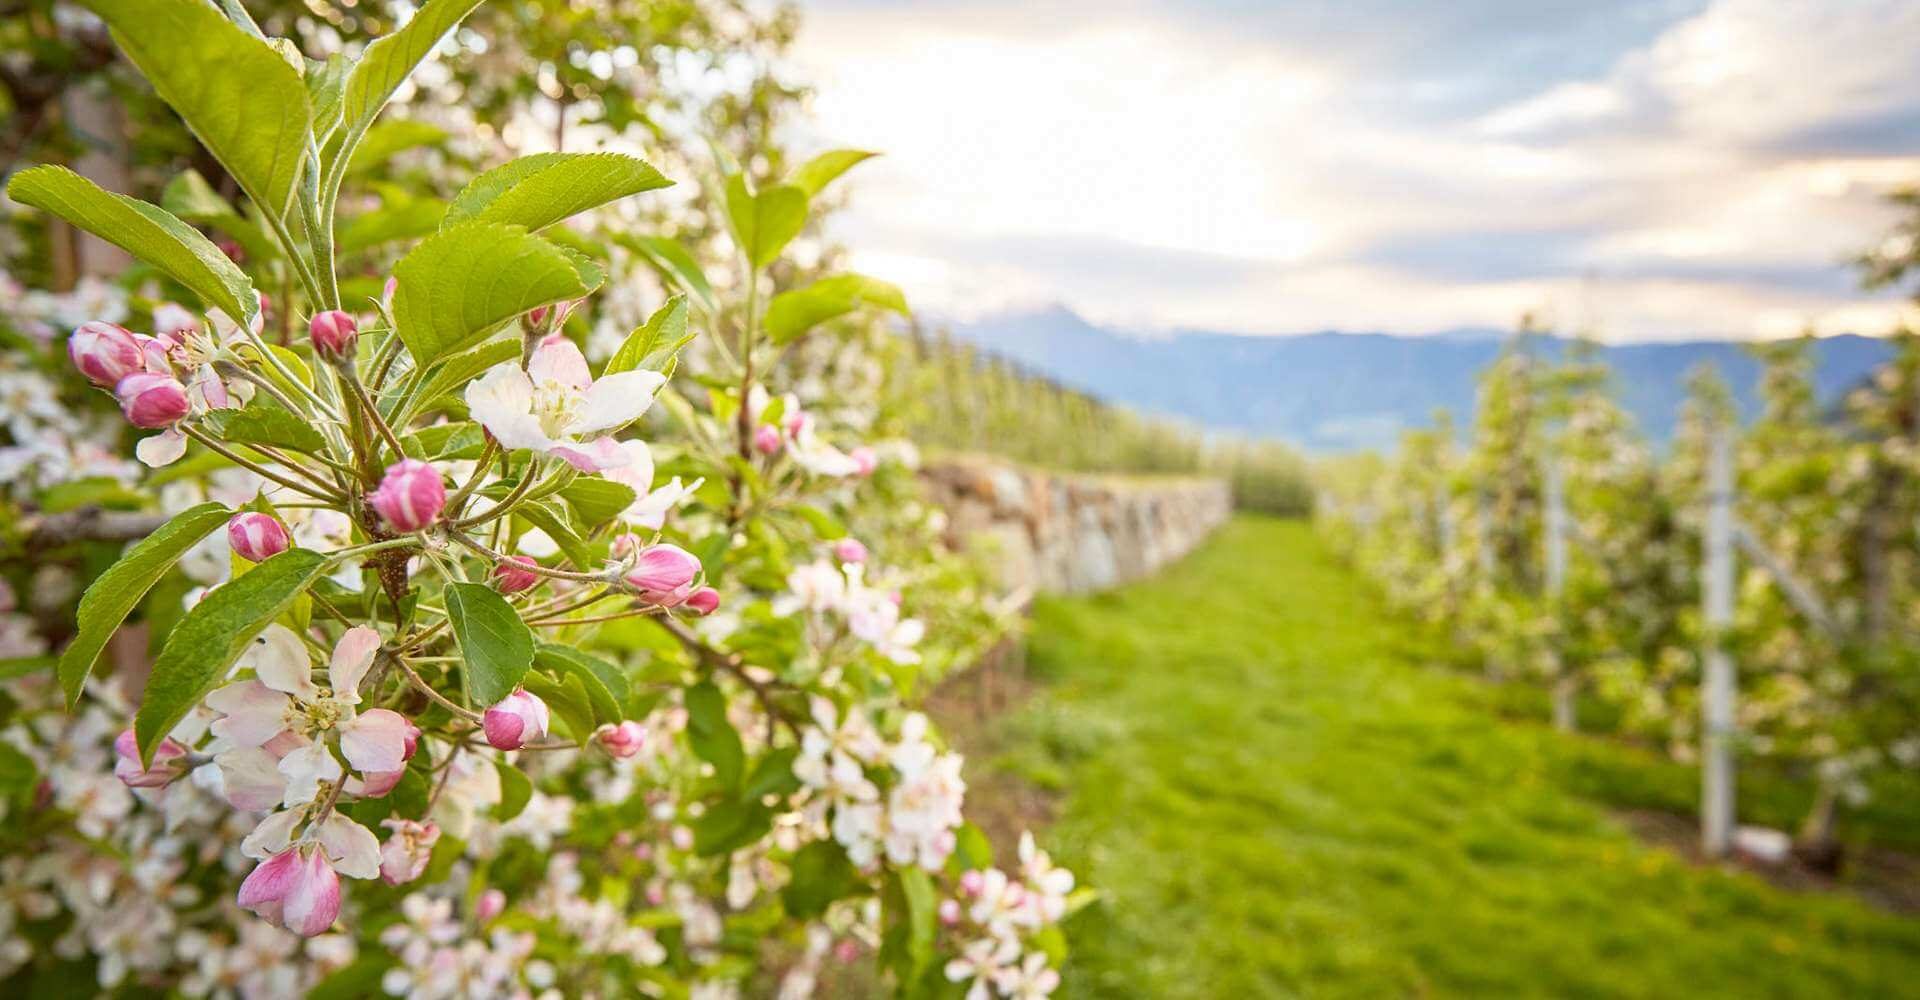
[{"left": 980, "top": 516, "right": 1920, "bottom": 998}]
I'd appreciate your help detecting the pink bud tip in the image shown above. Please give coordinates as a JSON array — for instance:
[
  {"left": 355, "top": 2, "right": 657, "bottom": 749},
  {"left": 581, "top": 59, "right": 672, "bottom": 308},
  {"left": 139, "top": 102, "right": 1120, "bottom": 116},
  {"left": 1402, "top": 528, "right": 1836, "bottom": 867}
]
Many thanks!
[
  {"left": 114, "top": 371, "right": 191, "bottom": 428},
  {"left": 595, "top": 720, "right": 647, "bottom": 759},
  {"left": 493, "top": 555, "right": 541, "bottom": 594},
  {"left": 226, "top": 512, "right": 291, "bottom": 563},
  {"left": 850, "top": 446, "right": 879, "bottom": 477},
  {"left": 483, "top": 689, "right": 549, "bottom": 750},
  {"left": 959, "top": 870, "right": 986, "bottom": 898},
  {"left": 475, "top": 888, "right": 507, "bottom": 922},
  {"left": 684, "top": 586, "right": 721, "bottom": 616},
  {"left": 113, "top": 728, "right": 188, "bottom": 789},
  {"left": 833, "top": 538, "right": 869, "bottom": 565},
  {"left": 938, "top": 898, "right": 962, "bottom": 926},
  {"left": 753, "top": 424, "right": 783, "bottom": 455},
  {"left": 624, "top": 543, "right": 701, "bottom": 604},
  {"left": 216, "top": 238, "right": 245, "bottom": 263},
  {"left": 69, "top": 322, "right": 144, "bottom": 387},
  {"left": 372, "top": 459, "right": 446, "bottom": 532},
  {"left": 309, "top": 310, "right": 359, "bottom": 365},
  {"left": 238, "top": 847, "right": 340, "bottom": 937}
]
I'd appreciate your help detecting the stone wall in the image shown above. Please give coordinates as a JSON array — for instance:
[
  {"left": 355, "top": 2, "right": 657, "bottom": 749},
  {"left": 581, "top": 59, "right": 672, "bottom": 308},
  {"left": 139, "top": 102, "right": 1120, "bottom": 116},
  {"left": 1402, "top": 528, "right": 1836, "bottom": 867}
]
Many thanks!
[{"left": 920, "top": 458, "right": 1232, "bottom": 596}]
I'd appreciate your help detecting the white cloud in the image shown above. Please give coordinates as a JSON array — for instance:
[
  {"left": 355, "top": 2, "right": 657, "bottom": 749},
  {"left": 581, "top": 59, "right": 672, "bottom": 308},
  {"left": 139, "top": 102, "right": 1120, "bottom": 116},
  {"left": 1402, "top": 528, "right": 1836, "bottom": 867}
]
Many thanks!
[{"left": 790, "top": 0, "right": 1920, "bottom": 342}]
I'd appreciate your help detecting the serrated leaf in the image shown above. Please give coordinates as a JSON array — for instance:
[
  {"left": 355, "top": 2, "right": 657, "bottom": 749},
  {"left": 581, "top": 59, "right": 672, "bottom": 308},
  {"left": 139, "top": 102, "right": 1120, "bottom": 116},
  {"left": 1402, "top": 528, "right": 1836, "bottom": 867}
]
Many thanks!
[
  {"left": 508, "top": 500, "right": 593, "bottom": 570},
  {"left": 605, "top": 295, "right": 693, "bottom": 377},
  {"left": 784, "top": 840, "right": 861, "bottom": 918},
  {"left": 789, "top": 149, "right": 877, "bottom": 198},
  {"left": 443, "top": 152, "right": 671, "bottom": 232},
  {"left": 724, "top": 176, "right": 809, "bottom": 269},
  {"left": 764, "top": 274, "right": 908, "bottom": 345},
  {"left": 392, "top": 222, "right": 590, "bottom": 364},
  {"left": 203, "top": 405, "right": 329, "bottom": 455},
  {"left": 389, "top": 337, "right": 520, "bottom": 424},
  {"left": 493, "top": 760, "right": 532, "bottom": 820},
  {"left": 160, "top": 169, "right": 279, "bottom": 262},
  {"left": 625, "top": 235, "right": 717, "bottom": 315},
  {"left": 331, "top": 0, "right": 488, "bottom": 175},
  {"left": 685, "top": 681, "right": 744, "bottom": 790},
  {"left": 444, "top": 581, "right": 535, "bottom": 707},
  {"left": 56, "top": 502, "right": 230, "bottom": 706},
  {"left": 8, "top": 166, "right": 257, "bottom": 325},
  {"left": 534, "top": 644, "right": 622, "bottom": 724},
  {"left": 306, "top": 53, "right": 354, "bottom": 141},
  {"left": 559, "top": 476, "right": 637, "bottom": 528},
  {"left": 83, "top": 0, "right": 311, "bottom": 218},
  {"left": 135, "top": 548, "right": 329, "bottom": 764},
  {"left": 346, "top": 119, "right": 449, "bottom": 174},
  {"left": 338, "top": 194, "right": 446, "bottom": 254}
]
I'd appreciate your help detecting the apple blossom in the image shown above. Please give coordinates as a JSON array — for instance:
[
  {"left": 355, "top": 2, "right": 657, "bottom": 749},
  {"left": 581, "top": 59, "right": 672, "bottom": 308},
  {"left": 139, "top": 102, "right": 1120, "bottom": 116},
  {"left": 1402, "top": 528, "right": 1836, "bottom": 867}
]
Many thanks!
[
  {"left": 684, "top": 586, "right": 721, "bottom": 616},
  {"left": 114, "top": 371, "right": 190, "bottom": 428},
  {"left": 850, "top": 445, "right": 879, "bottom": 476},
  {"left": 484, "top": 689, "right": 550, "bottom": 751},
  {"left": 69, "top": 321, "right": 144, "bottom": 386},
  {"left": 113, "top": 728, "right": 189, "bottom": 789},
  {"left": 463, "top": 333, "right": 665, "bottom": 471},
  {"left": 625, "top": 543, "right": 701, "bottom": 604},
  {"left": 308, "top": 310, "right": 358, "bottom": 365},
  {"left": 227, "top": 512, "right": 291, "bottom": 563},
  {"left": 474, "top": 888, "right": 507, "bottom": 923},
  {"left": 493, "top": 555, "right": 541, "bottom": 594},
  {"left": 602, "top": 440, "right": 704, "bottom": 529},
  {"left": 371, "top": 458, "right": 446, "bottom": 532},
  {"left": 379, "top": 818, "right": 441, "bottom": 885},
  {"left": 596, "top": 720, "right": 647, "bottom": 759},
  {"left": 237, "top": 847, "right": 340, "bottom": 937},
  {"left": 833, "top": 538, "right": 869, "bottom": 565},
  {"left": 754, "top": 423, "right": 783, "bottom": 454}
]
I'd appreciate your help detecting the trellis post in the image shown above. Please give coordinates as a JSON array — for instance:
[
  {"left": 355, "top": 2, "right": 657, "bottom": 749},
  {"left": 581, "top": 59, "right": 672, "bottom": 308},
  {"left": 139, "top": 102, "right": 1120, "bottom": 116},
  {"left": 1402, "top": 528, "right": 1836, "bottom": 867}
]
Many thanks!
[
  {"left": 1701, "top": 425, "right": 1737, "bottom": 857},
  {"left": 1543, "top": 456, "right": 1576, "bottom": 730}
]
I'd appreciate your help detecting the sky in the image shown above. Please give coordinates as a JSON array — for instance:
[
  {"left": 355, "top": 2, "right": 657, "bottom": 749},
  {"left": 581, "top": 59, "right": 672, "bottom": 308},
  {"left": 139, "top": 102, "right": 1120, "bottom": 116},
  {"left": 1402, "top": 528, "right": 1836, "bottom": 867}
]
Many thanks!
[{"left": 788, "top": 0, "right": 1920, "bottom": 342}]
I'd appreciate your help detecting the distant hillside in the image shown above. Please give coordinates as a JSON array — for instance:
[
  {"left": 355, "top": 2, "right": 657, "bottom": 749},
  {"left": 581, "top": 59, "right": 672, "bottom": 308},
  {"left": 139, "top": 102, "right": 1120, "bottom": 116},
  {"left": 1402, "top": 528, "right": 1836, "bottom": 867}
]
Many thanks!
[{"left": 942, "top": 306, "right": 1895, "bottom": 452}]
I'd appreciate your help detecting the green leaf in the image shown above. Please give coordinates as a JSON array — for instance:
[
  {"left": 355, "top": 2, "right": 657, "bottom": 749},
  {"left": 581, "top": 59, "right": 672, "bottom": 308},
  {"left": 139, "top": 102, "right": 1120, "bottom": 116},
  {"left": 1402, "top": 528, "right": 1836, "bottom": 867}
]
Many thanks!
[
  {"left": 685, "top": 681, "right": 744, "bottom": 790},
  {"left": 58, "top": 502, "right": 230, "bottom": 706},
  {"left": 443, "top": 152, "right": 671, "bottom": 232},
  {"left": 625, "top": 235, "right": 717, "bottom": 315},
  {"left": 724, "top": 176, "right": 809, "bottom": 269},
  {"left": 338, "top": 194, "right": 446, "bottom": 255},
  {"left": 346, "top": 119, "right": 450, "bottom": 174},
  {"left": 392, "top": 222, "right": 591, "bottom": 364},
  {"left": 306, "top": 54, "right": 354, "bottom": 142},
  {"left": 783, "top": 840, "right": 861, "bottom": 918},
  {"left": 0, "top": 743, "right": 39, "bottom": 795},
  {"left": 605, "top": 295, "right": 694, "bottom": 377},
  {"left": 899, "top": 867, "right": 938, "bottom": 980},
  {"left": 789, "top": 149, "right": 877, "bottom": 198},
  {"left": 951, "top": 822, "right": 993, "bottom": 872},
  {"left": 202, "top": 405, "right": 329, "bottom": 455},
  {"left": 742, "top": 746, "right": 802, "bottom": 801},
  {"left": 332, "top": 0, "right": 488, "bottom": 175},
  {"left": 83, "top": 0, "right": 312, "bottom": 218},
  {"left": 511, "top": 500, "right": 593, "bottom": 571},
  {"left": 8, "top": 166, "right": 257, "bottom": 325},
  {"left": 389, "top": 337, "right": 520, "bottom": 424},
  {"left": 135, "top": 548, "right": 329, "bottom": 764},
  {"left": 533, "top": 645, "right": 622, "bottom": 724},
  {"left": 307, "top": 956, "right": 393, "bottom": 1000},
  {"left": 494, "top": 760, "right": 532, "bottom": 821},
  {"left": 763, "top": 274, "right": 908, "bottom": 345},
  {"left": 444, "top": 582, "right": 535, "bottom": 707},
  {"left": 160, "top": 169, "right": 279, "bottom": 262},
  {"left": 557, "top": 477, "right": 636, "bottom": 529},
  {"left": 692, "top": 799, "right": 773, "bottom": 856}
]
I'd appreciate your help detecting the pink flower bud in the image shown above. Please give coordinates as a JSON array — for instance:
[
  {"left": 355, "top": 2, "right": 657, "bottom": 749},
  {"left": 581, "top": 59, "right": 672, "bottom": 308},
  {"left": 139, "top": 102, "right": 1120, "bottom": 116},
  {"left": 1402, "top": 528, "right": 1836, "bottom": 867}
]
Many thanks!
[
  {"left": 834, "top": 939, "right": 862, "bottom": 964},
  {"left": 113, "top": 728, "right": 189, "bottom": 789},
  {"left": 938, "top": 898, "right": 962, "bottom": 926},
  {"left": 753, "top": 424, "right": 783, "bottom": 455},
  {"left": 379, "top": 818, "right": 441, "bottom": 886},
  {"left": 492, "top": 555, "right": 540, "bottom": 594},
  {"left": 833, "top": 538, "right": 869, "bottom": 565},
  {"left": 483, "top": 688, "right": 549, "bottom": 750},
  {"left": 624, "top": 543, "right": 700, "bottom": 601},
  {"left": 684, "top": 586, "right": 721, "bottom": 617},
  {"left": 69, "top": 322, "right": 143, "bottom": 387},
  {"left": 610, "top": 532, "right": 644, "bottom": 559},
  {"left": 382, "top": 276, "right": 398, "bottom": 308},
  {"left": 216, "top": 238, "right": 245, "bottom": 263},
  {"left": 238, "top": 847, "right": 340, "bottom": 937},
  {"left": 115, "top": 371, "right": 191, "bottom": 428},
  {"left": 309, "top": 310, "right": 359, "bottom": 365},
  {"left": 226, "top": 512, "right": 290, "bottom": 563},
  {"left": 475, "top": 888, "right": 507, "bottom": 922},
  {"left": 850, "top": 446, "right": 879, "bottom": 477},
  {"left": 784, "top": 411, "right": 808, "bottom": 436},
  {"left": 372, "top": 459, "right": 446, "bottom": 532},
  {"left": 526, "top": 300, "right": 576, "bottom": 329},
  {"left": 959, "top": 870, "right": 986, "bottom": 898},
  {"left": 595, "top": 720, "right": 647, "bottom": 759},
  {"left": 133, "top": 333, "right": 175, "bottom": 373}
]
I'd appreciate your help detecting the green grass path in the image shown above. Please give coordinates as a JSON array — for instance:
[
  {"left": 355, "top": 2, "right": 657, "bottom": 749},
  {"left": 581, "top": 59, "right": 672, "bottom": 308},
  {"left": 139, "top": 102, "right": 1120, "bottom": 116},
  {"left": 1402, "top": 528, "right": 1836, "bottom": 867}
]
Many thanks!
[{"left": 985, "top": 517, "right": 1920, "bottom": 998}]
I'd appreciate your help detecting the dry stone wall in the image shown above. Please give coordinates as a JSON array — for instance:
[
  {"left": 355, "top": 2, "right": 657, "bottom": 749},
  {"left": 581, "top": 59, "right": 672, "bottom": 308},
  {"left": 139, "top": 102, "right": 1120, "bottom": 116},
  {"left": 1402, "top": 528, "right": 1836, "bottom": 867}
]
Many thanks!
[{"left": 921, "top": 458, "right": 1232, "bottom": 596}]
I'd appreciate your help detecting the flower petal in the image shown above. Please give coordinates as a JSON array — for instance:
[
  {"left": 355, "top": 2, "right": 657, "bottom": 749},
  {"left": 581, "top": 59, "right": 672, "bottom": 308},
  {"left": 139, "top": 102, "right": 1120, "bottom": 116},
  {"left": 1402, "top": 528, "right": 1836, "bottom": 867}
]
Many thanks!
[
  {"left": 206, "top": 681, "right": 292, "bottom": 749},
  {"left": 278, "top": 742, "right": 342, "bottom": 808},
  {"left": 134, "top": 428, "right": 188, "bottom": 467},
  {"left": 218, "top": 746, "right": 292, "bottom": 812},
  {"left": 572, "top": 370, "right": 666, "bottom": 434},
  {"left": 313, "top": 813, "right": 382, "bottom": 880},
  {"left": 601, "top": 439, "right": 655, "bottom": 494},
  {"left": 528, "top": 335, "right": 592, "bottom": 390},
  {"left": 465, "top": 364, "right": 551, "bottom": 450},
  {"left": 237, "top": 849, "right": 301, "bottom": 911},
  {"left": 243, "top": 624, "right": 316, "bottom": 701},
  {"left": 282, "top": 849, "right": 341, "bottom": 936},
  {"left": 241, "top": 809, "right": 304, "bottom": 859},
  {"left": 339, "top": 708, "right": 411, "bottom": 774},
  {"left": 548, "top": 435, "right": 628, "bottom": 472},
  {"left": 329, "top": 626, "right": 382, "bottom": 704}
]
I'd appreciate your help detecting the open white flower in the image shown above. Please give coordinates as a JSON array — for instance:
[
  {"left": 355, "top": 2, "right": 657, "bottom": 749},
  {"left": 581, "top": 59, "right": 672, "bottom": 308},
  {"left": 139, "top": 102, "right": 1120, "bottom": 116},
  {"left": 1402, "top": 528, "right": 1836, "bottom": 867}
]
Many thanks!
[
  {"left": 601, "top": 439, "right": 703, "bottom": 529},
  {"left": 464, "top": 334, "right": 664, "bottom": 471},
  {"left": 206, "top": 626, "right": 413, "bottom": 809}
]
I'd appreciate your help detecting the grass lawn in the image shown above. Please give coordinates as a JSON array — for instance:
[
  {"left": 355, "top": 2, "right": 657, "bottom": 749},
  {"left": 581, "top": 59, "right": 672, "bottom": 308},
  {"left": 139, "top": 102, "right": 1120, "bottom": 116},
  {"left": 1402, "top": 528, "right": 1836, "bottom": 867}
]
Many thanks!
[{"left": 972, "top": 516, "right": 1920, "bottom": 998}]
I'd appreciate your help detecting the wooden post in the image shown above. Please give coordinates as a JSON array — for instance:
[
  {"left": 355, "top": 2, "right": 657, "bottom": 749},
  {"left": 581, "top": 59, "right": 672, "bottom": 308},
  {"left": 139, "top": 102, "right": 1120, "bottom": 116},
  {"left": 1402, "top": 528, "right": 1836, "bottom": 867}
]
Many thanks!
[
  {"left": 1701, "top": 425, "right": 1736, "bottom": 858},
  {"left": 1543, "top": 456, "right": 1575, "bottom": 731}
]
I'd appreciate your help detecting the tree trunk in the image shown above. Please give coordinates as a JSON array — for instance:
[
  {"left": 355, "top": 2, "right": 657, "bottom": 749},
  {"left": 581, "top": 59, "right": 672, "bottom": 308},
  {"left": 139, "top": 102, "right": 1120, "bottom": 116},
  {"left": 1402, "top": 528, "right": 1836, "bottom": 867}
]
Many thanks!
[
  {"left": 1551, "top": 674, "right": 1577, "bottom": 732},
  {"left": 1794, "top": 779, "right": 1843, "bottom": 873}
]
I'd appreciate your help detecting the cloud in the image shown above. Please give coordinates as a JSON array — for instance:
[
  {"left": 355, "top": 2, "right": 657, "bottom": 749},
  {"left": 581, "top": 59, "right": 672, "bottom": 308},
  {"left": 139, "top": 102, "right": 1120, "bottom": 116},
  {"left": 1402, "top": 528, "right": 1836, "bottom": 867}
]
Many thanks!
[{"left": 791, "top": 0, "right": 1920, "bottom": 342}]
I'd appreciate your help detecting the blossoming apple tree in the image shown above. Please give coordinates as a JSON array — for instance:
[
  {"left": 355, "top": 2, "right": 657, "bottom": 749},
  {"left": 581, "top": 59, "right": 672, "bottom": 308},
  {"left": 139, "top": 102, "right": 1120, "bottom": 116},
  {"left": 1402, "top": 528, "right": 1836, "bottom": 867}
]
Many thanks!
[{"left": 0, "top": 0, "right": 1079, "bottom": 995}]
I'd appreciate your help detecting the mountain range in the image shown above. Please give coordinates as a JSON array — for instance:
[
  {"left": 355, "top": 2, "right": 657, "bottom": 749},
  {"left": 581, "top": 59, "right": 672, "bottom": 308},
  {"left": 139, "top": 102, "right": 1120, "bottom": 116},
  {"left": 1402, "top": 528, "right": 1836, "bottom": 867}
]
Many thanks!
[{"left": 940, "top": 306, "right": 1897, "bottom": 452}]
